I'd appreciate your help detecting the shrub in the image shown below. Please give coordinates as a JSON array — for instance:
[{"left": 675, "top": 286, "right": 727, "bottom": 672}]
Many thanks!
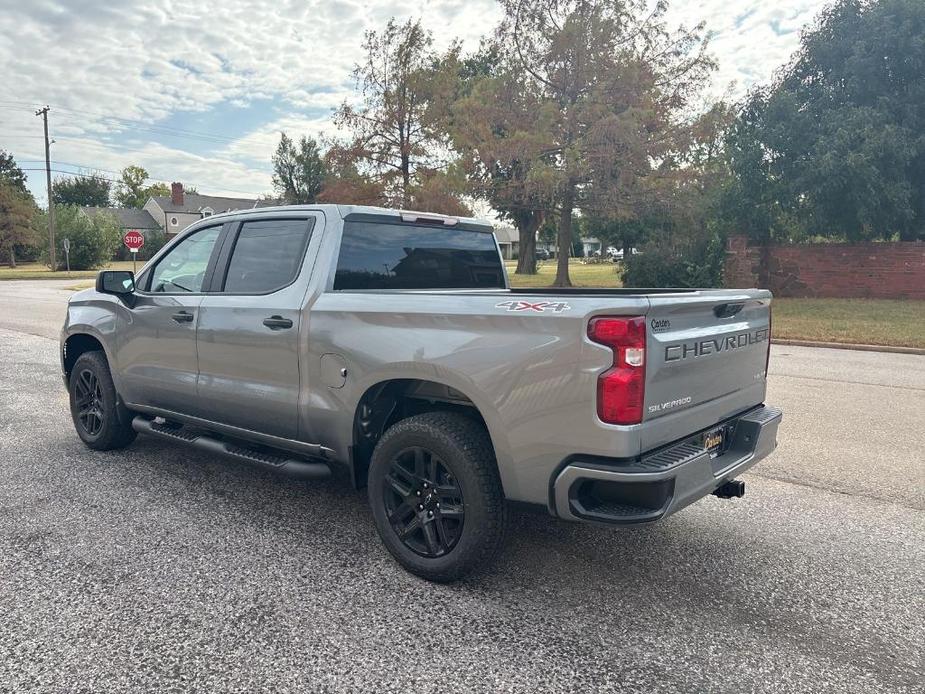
[
  {"left": 45, "top": 205, "right": 121, "bottom": 270},
  {"left": 623, "top": 233, "right": 725, "bottom": 288}
]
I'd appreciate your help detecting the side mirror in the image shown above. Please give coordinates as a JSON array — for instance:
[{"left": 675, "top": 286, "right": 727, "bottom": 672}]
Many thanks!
[{"left": 97, "top": 270, "right": 135, "bottom": 296}]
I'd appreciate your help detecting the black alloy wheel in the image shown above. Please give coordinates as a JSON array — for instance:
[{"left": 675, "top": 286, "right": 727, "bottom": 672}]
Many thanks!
[
  {"left": 382, "top": 446, "right": 465, "bottom": 558},
  {"left": 74, "top": 367, "right": 104, "bottom": 437},
  {"left": 367, "top": 412, "right": 507, "bottom": 582},
  {"left": 67, "top": 350, "right": 137, "bottom": 450}
]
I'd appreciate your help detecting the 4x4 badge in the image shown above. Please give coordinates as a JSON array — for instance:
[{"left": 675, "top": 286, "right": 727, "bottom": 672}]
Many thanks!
[{"left": 495, "top": 300, "right": 571, "bottom": 313}]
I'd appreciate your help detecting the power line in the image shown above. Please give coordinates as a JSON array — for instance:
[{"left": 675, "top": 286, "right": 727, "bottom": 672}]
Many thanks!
[
  {"left": 20, "top": 158, "right": 271, "bottom": 179},
  {"left": 0, "top": 101, "right": 286, "bottom": 145},
  {"left": 4, "top": 100, "right": 279, "bottom": 197},
  {"left": 20, "top": 167, "right": 268, "bottom": 198},
  {"left": 21, "top": 168, "right": 121, "bottom": 183}
]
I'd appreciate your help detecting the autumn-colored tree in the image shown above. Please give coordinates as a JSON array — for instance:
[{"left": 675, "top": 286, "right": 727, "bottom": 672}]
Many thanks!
[
  {"left": 486, "top": 0, "right": 715, "bottom": 286},
  {"left": 0, "top": 182, "right": 38, "bottom": 268},
  {"left": 334, "top": 18, "right": 467, "bottom": 212},
  {"left": 407, "top": 164, "right": 472, "bottom": 218},
  {"left": 445, "top": 45, "right": 552, "bottom": 274},
  {"left": 316, "top": 144, "right": 387, "bottom": 207}
]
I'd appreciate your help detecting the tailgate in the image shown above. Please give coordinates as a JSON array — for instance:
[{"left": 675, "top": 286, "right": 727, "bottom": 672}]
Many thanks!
[{"left": 644, "top": 291, "right": 771, "bottom": 421}]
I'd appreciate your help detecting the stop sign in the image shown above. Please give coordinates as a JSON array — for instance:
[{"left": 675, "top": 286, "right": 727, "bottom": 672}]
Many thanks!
[{"left": 123, "top": 230, "right": 145, "bottom": 251}]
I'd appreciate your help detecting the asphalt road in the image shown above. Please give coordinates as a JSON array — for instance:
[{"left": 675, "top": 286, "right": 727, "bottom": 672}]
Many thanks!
[{"left": 0, "top": 281, "right": 922, "bottom": 693}]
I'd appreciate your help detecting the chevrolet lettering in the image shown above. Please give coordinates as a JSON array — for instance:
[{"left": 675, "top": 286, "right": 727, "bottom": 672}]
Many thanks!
[{"left": 665, "top": 328, "right": 770, "bottom": 363}]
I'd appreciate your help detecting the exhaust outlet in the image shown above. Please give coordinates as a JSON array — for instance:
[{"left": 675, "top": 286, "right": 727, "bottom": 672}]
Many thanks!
[{"left": 713, "top": 479, "right": 745, "bottom": 499}]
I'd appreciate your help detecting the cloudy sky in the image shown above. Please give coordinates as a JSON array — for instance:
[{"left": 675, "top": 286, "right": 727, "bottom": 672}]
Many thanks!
[{"left": 1, "top": 0, "right": 830, "bottom": 205}]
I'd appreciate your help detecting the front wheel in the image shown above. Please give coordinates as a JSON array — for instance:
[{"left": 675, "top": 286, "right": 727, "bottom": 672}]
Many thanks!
[
  {"left": 368, "top": 412, "right": 507, "bottom": 582},
  {"left": 68, "top": 350, "right": 136, "bottom": 450}
]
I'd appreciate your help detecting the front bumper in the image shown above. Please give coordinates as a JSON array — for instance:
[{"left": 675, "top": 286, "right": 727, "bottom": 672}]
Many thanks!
[{"left": 552, "top": 405, "right": 782, "bottom": 525}]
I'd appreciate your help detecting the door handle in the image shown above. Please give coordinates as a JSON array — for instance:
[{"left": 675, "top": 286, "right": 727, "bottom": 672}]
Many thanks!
[
  {"left": 171, "top": 310, "right": 194, "bottom": 323},
  {"left": 263, "top": 315, "right": 293, "bottom": 330}
]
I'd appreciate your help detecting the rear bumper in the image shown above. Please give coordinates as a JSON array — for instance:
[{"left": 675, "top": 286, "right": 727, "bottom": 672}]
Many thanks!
[{"left": 552, "top": 405, "right": 782, "bottom": 525}]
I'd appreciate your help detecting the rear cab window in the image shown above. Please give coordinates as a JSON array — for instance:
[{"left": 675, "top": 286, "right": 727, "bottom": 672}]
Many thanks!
[
  {"left": 222, "top": 218, "right": 314, "bottom": 294},
  {"left": 334, "top": 221, "right": 504, "bottom": 290}
]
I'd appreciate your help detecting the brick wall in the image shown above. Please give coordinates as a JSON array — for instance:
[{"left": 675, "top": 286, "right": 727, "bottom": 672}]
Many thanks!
[{"left": 724, "top": 236, "right": 925, "bottom": 300}]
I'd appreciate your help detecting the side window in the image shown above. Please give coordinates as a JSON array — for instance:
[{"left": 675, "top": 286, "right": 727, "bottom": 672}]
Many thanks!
[
  {"left": 222, "top": 218, "right": 314, "bottom": 294},
  {"left": 149, "top": 226, "right": 222, "bottom": 293}
]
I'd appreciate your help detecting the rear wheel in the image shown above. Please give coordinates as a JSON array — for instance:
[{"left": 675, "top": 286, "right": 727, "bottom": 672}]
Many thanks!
[
  {"left": 368, "top": 412, "right": 507, "bottom": 582},
  {"left": 68, "top": 351, "right": 136, "bottom": 450}
]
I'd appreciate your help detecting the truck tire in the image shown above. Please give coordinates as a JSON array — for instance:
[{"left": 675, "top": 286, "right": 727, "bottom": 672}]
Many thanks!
[
  {"left": 68, "top": 350, "right": 137, "bottom": 451},
  {"left": 368, "top": 412, "right": 507, "bottom": 582}
]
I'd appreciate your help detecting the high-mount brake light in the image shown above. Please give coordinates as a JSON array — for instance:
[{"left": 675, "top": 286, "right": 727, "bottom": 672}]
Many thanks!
[
  {"left": 400, "top": 213, "right": 459, "bottom": 226},
  {"left": 587, "top": 316, "right": 647, "bottom": 425}
]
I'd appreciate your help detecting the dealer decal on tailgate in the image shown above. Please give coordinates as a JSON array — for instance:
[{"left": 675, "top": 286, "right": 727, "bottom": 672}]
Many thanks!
[{"left": 495, "top": 300, "right": 572, "bottom": 313}]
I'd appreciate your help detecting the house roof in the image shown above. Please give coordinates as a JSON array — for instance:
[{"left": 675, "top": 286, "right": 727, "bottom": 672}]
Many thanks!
[
  {"left": 493, "top": 225, "right": 519, "bottom": 244},
  {"left": 150, "top": 193, "right": 280, "bottom": 214},
  {"left": 83, "top": 207, "right": 160, "bottom": 230}
]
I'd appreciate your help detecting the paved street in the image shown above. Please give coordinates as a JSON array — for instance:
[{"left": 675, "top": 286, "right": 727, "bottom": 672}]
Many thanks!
[
  {"left": 0, "top": 279, "right": 80, "bottom": 340},
  {"left": 0, "top": 282, "right": 922, "bottom": 693}
]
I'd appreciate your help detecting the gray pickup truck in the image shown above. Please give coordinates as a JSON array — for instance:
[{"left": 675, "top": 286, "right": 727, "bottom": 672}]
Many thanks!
[{"left": 61, "top": 205, "right": 782, "bottom": 581}]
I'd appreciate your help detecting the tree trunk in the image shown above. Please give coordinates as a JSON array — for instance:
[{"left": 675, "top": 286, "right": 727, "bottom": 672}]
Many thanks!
[
  {"left": 9, "top": 247, "right": 15, "bottom": 269},
  {"left": 622, "top": 239, "right": 631, "bottom": 263},
  {"left": 553, "top": 187, "right": 574, "bottom": 287},
  {"left": 400, "top": 146, "right": 411, "bottom": 207},
  {"left": 515, "top": 211, "right": 543, "bottom": 275}
]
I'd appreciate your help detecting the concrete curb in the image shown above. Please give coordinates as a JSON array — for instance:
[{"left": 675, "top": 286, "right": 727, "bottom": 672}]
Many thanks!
[{"left": 773, "top": 338, "right": 925, "bottom": 356}]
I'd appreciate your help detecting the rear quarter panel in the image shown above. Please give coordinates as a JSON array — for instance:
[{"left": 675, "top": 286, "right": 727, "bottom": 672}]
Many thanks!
[{"left": 304, "top": 291, "right": 650, "bottom": 505}]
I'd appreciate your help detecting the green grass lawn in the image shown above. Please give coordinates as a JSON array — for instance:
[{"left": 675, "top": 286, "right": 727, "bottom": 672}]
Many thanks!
[
  {"left": 0, "top": 260, "right": 137, "bottom": 281},
  {"left": 505, "top": 262, "right": 923, "bottom": 349},
  {"left": 506, "top": 259, "right": 622, "bottom": 288},
  {"left": 771, "top": 298, "right": 925, "bottom": 349}
]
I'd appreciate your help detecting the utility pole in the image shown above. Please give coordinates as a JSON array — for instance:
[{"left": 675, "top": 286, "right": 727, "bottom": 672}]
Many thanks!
[{"left": 35, "top": 106, "right": 55, "bottom": 271}]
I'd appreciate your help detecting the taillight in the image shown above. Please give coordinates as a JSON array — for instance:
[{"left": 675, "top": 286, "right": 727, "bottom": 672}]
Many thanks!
[{"left": 588, "top": 316, "right": 646, "bottom": 425}]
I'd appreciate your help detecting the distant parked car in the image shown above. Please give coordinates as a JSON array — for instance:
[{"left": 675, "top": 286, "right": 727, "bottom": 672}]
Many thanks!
[
  {"left": 535, "top": 248, "right": 551, "bottom": 260},
  {"left": 607, "top": 247, "right": 639, "bottom": 261}
]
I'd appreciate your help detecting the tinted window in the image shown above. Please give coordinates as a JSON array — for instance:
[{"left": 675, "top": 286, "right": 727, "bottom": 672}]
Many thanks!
[
  {"left": 223, "top": 219, "right": 313, "bottom": 293},
  {"left": 149, "top": 226, "right": 222, "bottom": 293},
  {"left": 334, "top": 222, "right": 504, "bottom": 290}
]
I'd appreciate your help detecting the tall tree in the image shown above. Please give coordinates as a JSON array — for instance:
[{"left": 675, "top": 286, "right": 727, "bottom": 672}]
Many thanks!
[
  {"left": 272, "top": 132, "right": 327, "bottom": 204},
  {"left": 113, "top": 166, "right": 170, "bottom": 208},
  {"left": 491, "top": 0, "right": 715, "bottom": 286},
  {"left": 0, "top": 150, "right": 29, "bottom": 195},
  {"left": 52, "top": 172, "right": 111, "bottom": 207},
  {"left": 447, "top": 45, "right": 553, "bottom": 274},
  {"left": 0, "top": 182, "right": 37, "bottom": 268},
  {"left": 316, "top": 145, "right": 386, "bottom": 206},
  {"left": 723, "top": 0, "right": 925, "bottom": 242},
  {"left": 334, "top": 18, "right": 463, "bottom": 210}
]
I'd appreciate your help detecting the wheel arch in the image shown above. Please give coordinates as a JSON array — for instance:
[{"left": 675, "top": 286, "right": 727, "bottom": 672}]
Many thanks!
[
  {"left": 349, "top": 376, "right": 510, "bottom": 493},
  {"left": 62, "top": 331, "right": 109, "bottom": 380}
]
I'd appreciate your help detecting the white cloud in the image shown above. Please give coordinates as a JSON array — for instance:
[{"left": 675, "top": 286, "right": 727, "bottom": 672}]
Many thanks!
[
  {"left": 664, "top": 0, "right": 829, "bottom": 98},
  {"left": 2, "top": 0, "right": 826, "bottom": 204}
]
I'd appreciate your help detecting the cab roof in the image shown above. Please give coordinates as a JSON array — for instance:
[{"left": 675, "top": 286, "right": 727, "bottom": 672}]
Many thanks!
[{"left": 201, "top": 203, "right": 494, "bottom": 232}]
